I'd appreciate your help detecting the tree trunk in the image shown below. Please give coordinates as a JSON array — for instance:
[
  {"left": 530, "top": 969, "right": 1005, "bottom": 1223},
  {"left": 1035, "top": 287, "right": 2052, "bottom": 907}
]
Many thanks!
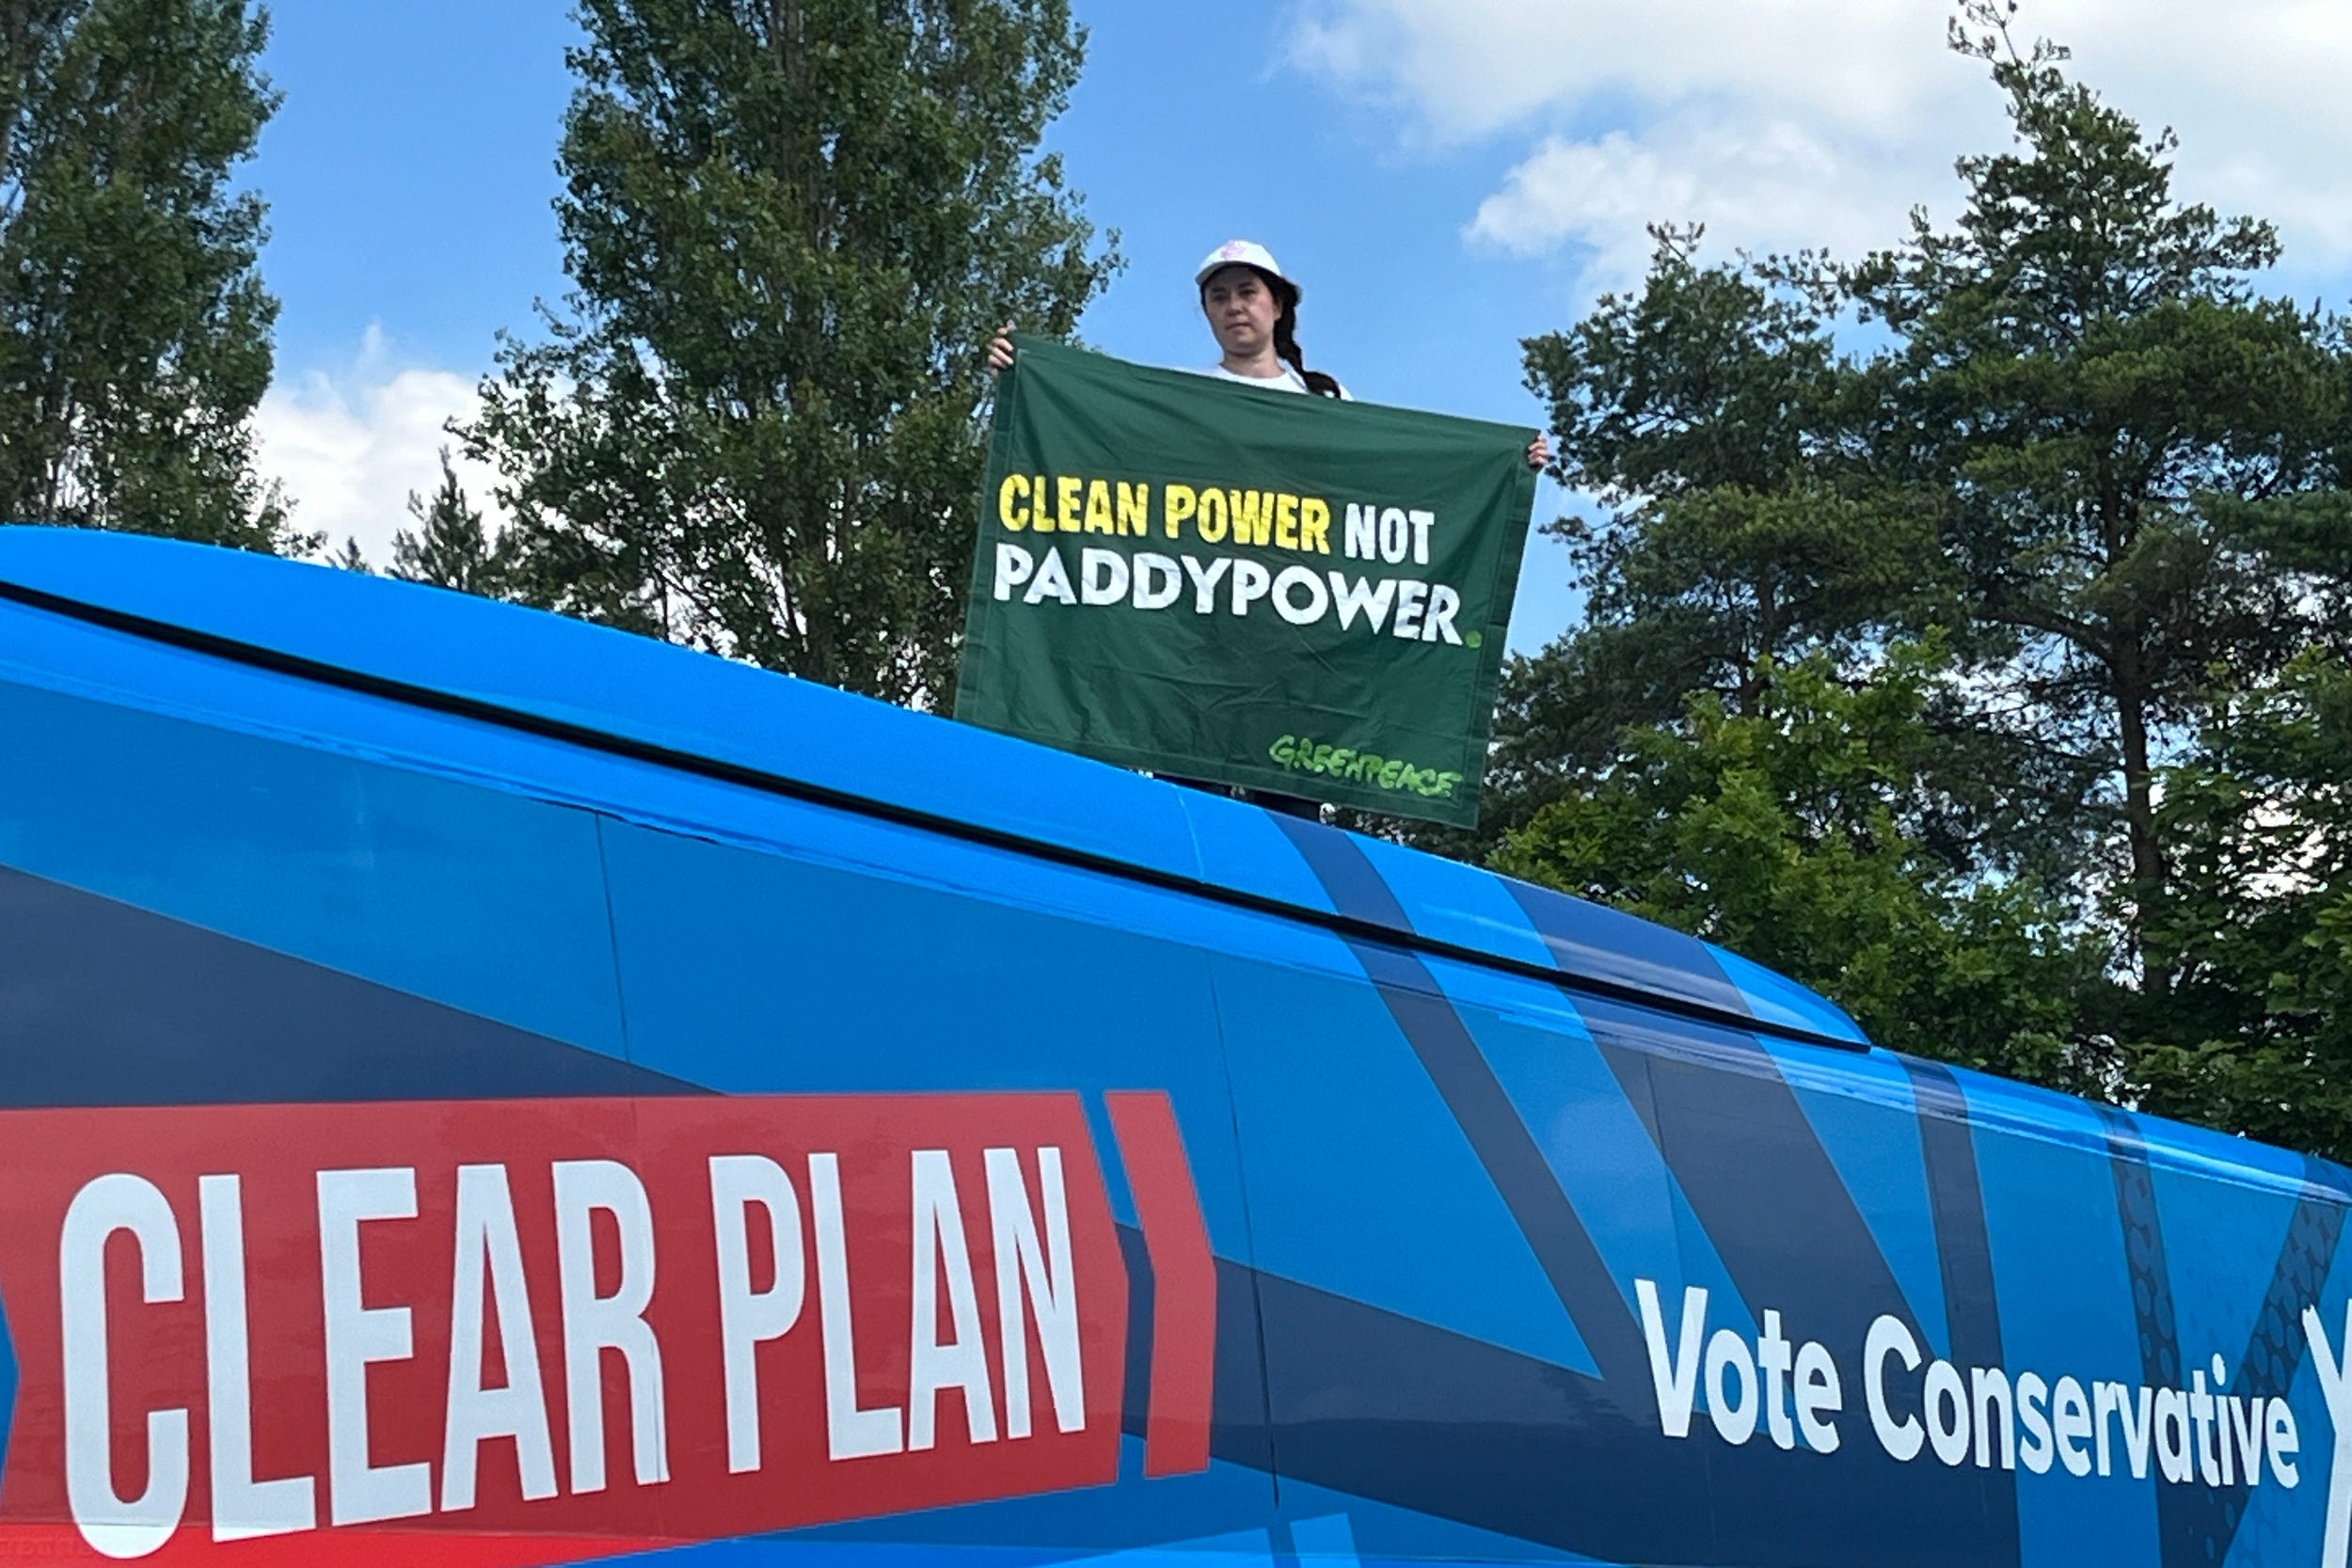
[{"left": 2112, "top": 633, "right": 2169, "bottom": 996}]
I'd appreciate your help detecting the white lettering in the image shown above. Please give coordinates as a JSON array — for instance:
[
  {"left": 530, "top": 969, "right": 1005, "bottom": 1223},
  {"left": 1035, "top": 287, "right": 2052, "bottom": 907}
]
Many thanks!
[
  {"left": 908, "top": 1150, "right": 997, "bottom": 1451},
  {"left": 2016, "top": 1370, "right": 2054, "bottom": 1476},
  {"left": 1925, "top": 1360, "right": 1969, "bottom": 1466},
  {"left": 199, "top": 1174, "right": 315, "bottom": 1541},
  {"left": 991, "top": 543, "right": 1034, "bottom": 601},
  {"left": 1794, "top": 1340, "right": 1843, "bottom": 1454},
  {"left": 318, "top": 1167, "right": 430, "bottom": 1526},
  {"left": 2232, "top": 1390, "right": 2267, "bottom": 1488},
  {"left": 1182, "top": 554, "right": 1231, "bottom": 614},
  {"left": 1391, "top": 579, "right": 1428, "bottom": 640},
  {"left": 1634, "top": 1280, "right": 1706, "bottom": 1439},
  {"left": 1422, "top": 582, "right": 1462, "bottom": 643},
  {"left": 1079, "top": 547, "right": 1129, "bottom": 606},
  {"left": 1326, "top": 572, "right": 1396, "bottom": 633},
  {"left": 2303, "top": 1304, "right": 2352, "bottom": 1564},
  {"left": 1866, "top": 1315, "right": 1924, "bottom": 1461},
  {"left": 62, "top": 1174, "right": 188, "bottom": 1560},
  {"left": 2053, "top": 1376, "right": 2093, "bottom": 1477},
  {"left": 708, "top": 1154, "right": 807, "bottom": 1476},
  {"left": 2271, "top": 1398, "right": 2302, "bottom": 1489},
  {"left": 553, "top": 1160, "right": 668, "bottom": 1492},
  {"left": 442, "top": 1164, "right": 557, "bottom": 1512},
  {"left": 810, "top": 1151, "right": 903, "bottom": 1460},
  {"left": 1972, "top": 1367, "right": 2014, "bottom": 1470},
  {"left": 1758, "top": 1310, "right": 1795, "bottom": 1450},
  {"left": 1271, "top": 564, "right": 1329, "bottom": 626},
  {"left": 1132, "top": 553, "right": 1183, "bottom": 610},
  {"left": 2154, "top": 1386, "right": 2192, "bottom": 1483},
  {"left": 1024, "top": 546, "right": 1076, "bottom": 606},
  {"left": 1229, "top": 558, "right": 1271, "bottom": 616},
  {"left": 1705, "top": 1327, "right": 1759, "bottom": 1446},
  {"left": 986, "top": 1147, "right": 1085, "bottom": 1438}
]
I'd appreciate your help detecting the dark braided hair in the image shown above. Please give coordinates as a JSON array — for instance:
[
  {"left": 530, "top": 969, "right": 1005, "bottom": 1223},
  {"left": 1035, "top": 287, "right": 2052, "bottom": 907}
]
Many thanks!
[{"left": 1267, "top": 277, "right": 1343, "bottom": 398}]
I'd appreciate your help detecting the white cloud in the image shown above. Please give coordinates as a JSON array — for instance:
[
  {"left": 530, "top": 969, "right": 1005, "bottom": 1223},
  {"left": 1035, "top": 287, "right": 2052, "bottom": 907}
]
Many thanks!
[
  {"left": 253, "top": 325, "right": 502, "bottom": 569},
  {"left": 1468, "top": 117, "right": 1894, "bottom": 278},
  {"left": 1292, "top": 0, "right": 1949, "bottom": 144},
  {"left": 1291, "top": 0, "right": 2352, "bottom": 291}
]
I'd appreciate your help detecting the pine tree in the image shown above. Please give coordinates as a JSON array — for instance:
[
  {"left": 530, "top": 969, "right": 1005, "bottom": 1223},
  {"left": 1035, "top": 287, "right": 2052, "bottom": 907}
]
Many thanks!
[
  {"left": 1842, "top": 4, "right": 2345, "bottom": 993},
  {"left": 389, "top": 450, "right": 509, "bottom": 594},
  {"left": 0, "top": 0, "right": 301, "bottom": 550},
  {"left": 462, "top": 0, "right": 1119, "bottom": 705},
  {"left": 1496, "top": 4, "right": 2352, "bottom": 1142}
]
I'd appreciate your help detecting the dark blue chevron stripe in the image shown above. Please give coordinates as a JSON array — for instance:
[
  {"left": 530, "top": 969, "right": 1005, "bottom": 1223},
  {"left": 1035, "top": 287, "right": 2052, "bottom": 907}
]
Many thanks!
[{"left": 0, "top": 860, "right": 699, "bottom": 1106}]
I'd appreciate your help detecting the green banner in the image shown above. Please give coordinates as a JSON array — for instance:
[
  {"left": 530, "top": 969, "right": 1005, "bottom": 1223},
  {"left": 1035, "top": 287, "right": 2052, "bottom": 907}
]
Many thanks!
[{"left": 953, "top": 335, "right": 1536, "bottom": 828}]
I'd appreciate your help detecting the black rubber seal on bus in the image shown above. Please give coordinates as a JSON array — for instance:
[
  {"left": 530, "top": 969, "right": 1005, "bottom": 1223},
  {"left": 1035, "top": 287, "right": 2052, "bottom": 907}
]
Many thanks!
[{"left": 0, "top": 571, "right": 1872, "bottom": 1057}]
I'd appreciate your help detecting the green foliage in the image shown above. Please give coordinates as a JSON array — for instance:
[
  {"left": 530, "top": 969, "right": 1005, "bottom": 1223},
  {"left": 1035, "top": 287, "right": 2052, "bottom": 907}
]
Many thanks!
[
  {"left": 1496, "top": 643, "right": 2100, "bottom": 1087},
  {"left": 1519, "top": 228, "right": 1941, "bottom": 729},
  {"left": 0, "top": 0, "right": 298, "bottom": 549},
  {"left": 463, "top": 0, "right": 1120, "bottom": 704},
  {"left": 1837, "top": 8, "right": 2346, "bottom": 983},
  {"left": 390, "top": 451, "right": 515, "bottom": 595},
  {"left": 1495, "top": 4, "right": 2352, "bottom": 1151},
  {"left": 2126, "top": 653, "right": 2352, "bottom": 1160}
]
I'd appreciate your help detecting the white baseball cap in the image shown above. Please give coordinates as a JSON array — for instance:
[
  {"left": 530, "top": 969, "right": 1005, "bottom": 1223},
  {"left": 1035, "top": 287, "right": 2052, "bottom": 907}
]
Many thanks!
[{"left": 1195, "top": 239, "right": 1294, "bottom": 291}]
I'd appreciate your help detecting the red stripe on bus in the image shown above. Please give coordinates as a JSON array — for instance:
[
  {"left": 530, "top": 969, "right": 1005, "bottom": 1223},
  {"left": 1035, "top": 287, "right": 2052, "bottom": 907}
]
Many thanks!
[{"left": 1105, "top": 1091, "right": 1216, "bottom": 1477}]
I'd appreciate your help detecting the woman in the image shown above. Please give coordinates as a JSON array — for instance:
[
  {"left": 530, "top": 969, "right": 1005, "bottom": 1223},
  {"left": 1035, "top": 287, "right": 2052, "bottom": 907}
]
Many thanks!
[
  {"left": 989, "top": 243, "right": 1550, "bottom": 820},
  {"left": 990, "top": 240, "right": 1554, "bottom": 469}
]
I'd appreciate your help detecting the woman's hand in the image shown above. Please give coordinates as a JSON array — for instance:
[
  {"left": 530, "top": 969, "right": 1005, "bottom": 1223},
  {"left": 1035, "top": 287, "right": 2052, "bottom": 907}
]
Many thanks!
[
  {"left": 986, "top": 324, "right": 1015, "bottom": 374},
  {"left": 1526, "top": 432, "right": 1553, "bottom": 470}
]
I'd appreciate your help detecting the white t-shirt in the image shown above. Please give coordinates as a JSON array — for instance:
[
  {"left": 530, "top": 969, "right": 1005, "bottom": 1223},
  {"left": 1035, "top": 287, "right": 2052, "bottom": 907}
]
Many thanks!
[{"left": 1194, "top": 363, "right": 1353, "bottom": 400}]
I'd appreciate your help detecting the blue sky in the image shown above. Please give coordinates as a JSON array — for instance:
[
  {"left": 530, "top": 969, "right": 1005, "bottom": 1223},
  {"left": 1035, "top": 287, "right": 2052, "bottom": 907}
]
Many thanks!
[{"left": 247, "top": 0, "right": 2352, "bottom": 657}]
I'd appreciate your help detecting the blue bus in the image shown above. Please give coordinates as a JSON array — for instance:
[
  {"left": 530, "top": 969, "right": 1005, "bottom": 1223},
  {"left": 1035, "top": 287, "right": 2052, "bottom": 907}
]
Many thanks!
[{"left": 0, "top": 525, "right": 2345, "bottom": 1568}]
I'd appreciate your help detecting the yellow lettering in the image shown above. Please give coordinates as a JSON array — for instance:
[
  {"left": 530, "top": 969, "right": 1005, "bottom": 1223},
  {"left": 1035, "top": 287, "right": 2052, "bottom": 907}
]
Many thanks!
[
  {"left": 1302, "top": 498, "right": 1332, "bottom": 554},
  {"left": 1197, "top": 488, "right": 1230, "bottom": 544},
  {"left": 1117, "top": 482, "right": 1151, "bottom": 537},
  {"left": 1276, "top": 492, "right": 1300, "bottom": 550},
  {"left": 1057, "top": 475, "right": 1084, "bottom": 533},
  {"left": 1231, "top": 489, "right": 1272, "bottom": 547},
  {"left": 1084, "top": 478, "right": 1116, "bottom": 533},
  {"left": 1165, "top": 484, "right": 1198, "bottom": 539},
  {"left": 998, "top": 473, "right": 1029, "bottom": 531}
]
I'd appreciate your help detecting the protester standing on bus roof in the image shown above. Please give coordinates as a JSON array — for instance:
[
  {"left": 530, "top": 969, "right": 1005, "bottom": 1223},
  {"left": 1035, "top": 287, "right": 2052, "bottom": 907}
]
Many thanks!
[
  {"left": 986, "top": 242, "right": 1550, "bottom": 822},
  {"left": 986, "top": 239, "right": 1554, "bottom": 471}
]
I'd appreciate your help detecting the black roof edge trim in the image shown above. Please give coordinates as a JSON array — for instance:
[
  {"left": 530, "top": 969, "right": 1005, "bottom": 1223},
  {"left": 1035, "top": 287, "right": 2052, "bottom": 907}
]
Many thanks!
[{"left": 0, "top": 574, "right": 1872, "bottom": 1057}]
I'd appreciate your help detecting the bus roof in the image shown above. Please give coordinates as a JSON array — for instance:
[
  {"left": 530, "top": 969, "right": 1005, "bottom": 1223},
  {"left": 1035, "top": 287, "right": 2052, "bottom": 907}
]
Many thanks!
[{"left": 0, "top": 525, "right": 1867, "bottom": 1050}]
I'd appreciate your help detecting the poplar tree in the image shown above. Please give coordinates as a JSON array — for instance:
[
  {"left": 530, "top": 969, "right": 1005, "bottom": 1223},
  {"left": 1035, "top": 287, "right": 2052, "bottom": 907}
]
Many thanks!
[
  {"left": 466, "top": 0, "right": 1119, "bottom": 704},
  {"left": 0, "top": 0, "right": 296, "bottom": 548}
]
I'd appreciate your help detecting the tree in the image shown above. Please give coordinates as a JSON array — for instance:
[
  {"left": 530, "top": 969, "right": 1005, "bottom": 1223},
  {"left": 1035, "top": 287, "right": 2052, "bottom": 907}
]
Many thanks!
[
  {"left": 2127, "top": 651, "right": 2352, "bottom": 1161},
  {"left": 463, "top": 0, "right": 1119, "bottom": 705},
  {"left": 1487, "top": 4, "right": 2352, "bottom": 1149},
  {"left": 1504, "top": 4, "right": 2346, "bottom": 972},
  {"left": 389, "top": 450, "right": 511, "bottom": 594},
  {"left": 1495, "top": 229, "right": 1990, "bottom": 868},
  {"left": 1495, "top": 641, "right": 2102, "bottom": 1087},
  {"left": 1841, "top": 6, "right": 2347, "bottom": 991},
  {"left": 0, "top": 0, "right": 299, "bottom": 550}
]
